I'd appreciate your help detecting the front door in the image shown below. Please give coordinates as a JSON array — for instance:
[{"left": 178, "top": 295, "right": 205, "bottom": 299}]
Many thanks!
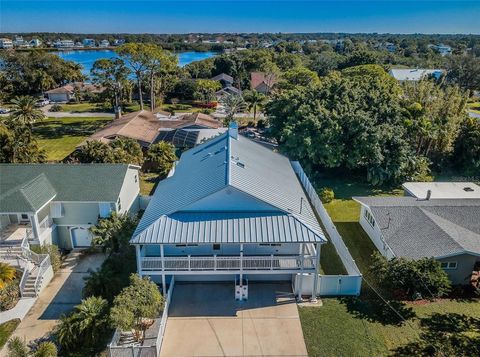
[{"left": 71, "top": 227, "right": 92, "bottom": 247}]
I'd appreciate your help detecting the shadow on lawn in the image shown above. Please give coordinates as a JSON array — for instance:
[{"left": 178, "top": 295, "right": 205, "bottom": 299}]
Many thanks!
[
  {"left": 339, "top": 296, "right": 416, "bottom": 326},
  {"left": 33, "top": 120, "right": 109, "bottom": 139},
  {"left": 392, "top": 312, "right": 480, "bottom": 356}
]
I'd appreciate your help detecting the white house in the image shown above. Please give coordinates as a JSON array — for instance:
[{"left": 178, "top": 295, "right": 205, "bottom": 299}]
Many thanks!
[
  {"left": 0, "top": 38, "right": 13, "bottom": 49},
  {"left": 429, "top": 43, "right": 452, "bottom": 56},
  {"left": 389, "top": 68, "right": 444, "bottom": 81},
  {"left": 99, "top": 40, "right": 110, "bottom": 48},
  {"left": 29, "top": 39, "right": 42, "bottom": 47},
  {"left": 354, "top": 182, "right": 480, "bottom": 284},
  {"left": 131, "top": 124, "right": 327, "bottom": 299},
  {"left": 54, "top": 40, "right": 75, "bottom": 48}
]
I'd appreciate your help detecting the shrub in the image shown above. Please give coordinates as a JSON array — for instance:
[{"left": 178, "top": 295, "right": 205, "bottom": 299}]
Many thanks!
[
  {"left": 30, "top": 244, "right": 62, "bottom": 273},
  {"left": 146, "top": 142, "right": 177, "bottom": 176},
  {"left": 49, "top": 104, "right": 62, "bottom": 112},
  {"left": 319, "top": 187, "right": 335, "bottom": 203},
  {"left": 370, "top": 251, "right": 451, "bottom": 300},
  {"left": 0, "top": 280, "right": 20, "bottom": 311}
]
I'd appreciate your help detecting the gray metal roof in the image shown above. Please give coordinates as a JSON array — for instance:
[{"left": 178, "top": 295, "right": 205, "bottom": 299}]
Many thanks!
[
  {"left": 131, "top": 212, "right": 325, "bottom": 244},
  {"left": 0, "top": 164, "right": 136, "bottom": 213},
  {"left": 354, "top": 197, "right": 480, "bottom": 259},
  {"left": 133, "top": 129, "right": 325, "bottom": 244}
]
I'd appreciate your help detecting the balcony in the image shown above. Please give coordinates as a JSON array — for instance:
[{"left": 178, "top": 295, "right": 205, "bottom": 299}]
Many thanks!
[{"left": 140, "top": 254, "right": 317, "bottom": 273}]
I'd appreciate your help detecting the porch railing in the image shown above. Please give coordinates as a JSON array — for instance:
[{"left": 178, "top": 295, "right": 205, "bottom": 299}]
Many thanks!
[{"left": 141, "top": 255, "right": 316, "bottom": 272}]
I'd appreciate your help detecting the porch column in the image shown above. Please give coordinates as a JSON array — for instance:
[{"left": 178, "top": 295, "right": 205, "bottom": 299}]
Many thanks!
[
  {"left": 30, "top": 213, "right": 40, "bottom": 240},
  {"left": 135, "top": 245, "right": 142, "bottom": 277},
  {"left": 160, "top": 244, "right": 166, "bottom": 295},
  {"left": 296, "top": 243, "right": 305, "bottom": 302},
  {"left": 310, "top": 243, "right": 321, "bottom": 303},
  {"left": 239, "top": 244, "right": 244, "bottom": 284}
]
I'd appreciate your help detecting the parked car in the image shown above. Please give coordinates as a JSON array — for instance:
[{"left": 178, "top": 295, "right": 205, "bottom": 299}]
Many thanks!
[
  {"left": 35, "top": 99, "right": 50, "bottom": 107},
  {"left": 0, "top": 108, "right": 10, "bottom": 114}
]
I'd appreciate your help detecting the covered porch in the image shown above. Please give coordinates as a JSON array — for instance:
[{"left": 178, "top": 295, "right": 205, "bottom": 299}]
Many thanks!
[{"left": 0, "top": 212, "right": 53, "bottom": 247}]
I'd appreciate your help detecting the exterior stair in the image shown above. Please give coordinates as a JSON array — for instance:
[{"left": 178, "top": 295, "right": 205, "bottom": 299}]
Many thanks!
[
  {"left": 22, "top": 275, "right": 38, "bottom": 298},
  {"left": 0, "top": 245, "right": 23, "bottom": 259}
]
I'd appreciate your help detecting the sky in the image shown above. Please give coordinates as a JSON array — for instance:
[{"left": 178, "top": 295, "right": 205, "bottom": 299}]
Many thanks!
[{"left": 1, "top": 1, "right": 479, "bottom": 34}]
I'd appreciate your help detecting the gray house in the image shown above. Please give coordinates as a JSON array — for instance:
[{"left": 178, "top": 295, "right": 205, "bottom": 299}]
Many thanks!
[
  {"left": 0, "top": 164, "right": 140, "bottom": 250},
  {"left": 354, "top": 183, "right": 480, "bottom": 284}
]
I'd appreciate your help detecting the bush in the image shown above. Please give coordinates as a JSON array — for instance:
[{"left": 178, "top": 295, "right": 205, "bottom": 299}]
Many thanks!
[
  {"left": 370, "top": 251, "right": 451, "bottom": 300},
  {"left": 30, "top": 244, "right": 62, "bottom": 273},
  {"left": 319, "top": 187, "right": 335, "bottom": 203},
  {"left": 0, "top": 280, "right": 20, "bottom": 311},
  {"left": 49, "top": 104, "right": 62, "bottom": 112}
]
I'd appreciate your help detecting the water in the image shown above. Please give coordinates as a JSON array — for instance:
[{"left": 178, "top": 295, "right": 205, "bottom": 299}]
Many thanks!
[{"left": 56, "top": 50, "right": 216, "bottom": 76}]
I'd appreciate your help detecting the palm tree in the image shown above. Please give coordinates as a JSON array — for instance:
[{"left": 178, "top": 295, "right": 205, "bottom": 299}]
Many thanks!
[
  {"left": 0, "top": 262, "right": 16, "bottom": 289},
  {"left": 243, "top": 90, "right": 266, "bottom": 122},
  {"left": 220, "top": 93, "right": 247, "bottom": 126},
  {"left": 9, "top": 96, "right": 45, "bottom": 126},
  {"left": 146, "top": 141, "right": 177, "bottom": 176},
  {"left": 6, "top": 336, "right": 29, "bottom": 357}
]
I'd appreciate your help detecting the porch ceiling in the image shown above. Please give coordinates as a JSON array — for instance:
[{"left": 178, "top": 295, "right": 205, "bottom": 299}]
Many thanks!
[{"left": 130, "top": 211, "right": 326, "bottom": 245}]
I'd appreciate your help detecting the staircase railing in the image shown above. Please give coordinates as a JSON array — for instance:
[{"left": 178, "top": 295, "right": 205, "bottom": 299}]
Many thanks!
[
  {"left": 19, "top": 262, "right": 30, "bottom": 298},
  {"left": 20, "top": 233, "right": 52, "bottom": 296},
  {"left": 34, "top": 255, "right": 51, "bottom": 295}
]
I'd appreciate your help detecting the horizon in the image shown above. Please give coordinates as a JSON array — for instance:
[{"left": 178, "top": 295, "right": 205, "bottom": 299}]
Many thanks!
[{"left": 1, "top": 1, "right": 480, "bottom": 35}]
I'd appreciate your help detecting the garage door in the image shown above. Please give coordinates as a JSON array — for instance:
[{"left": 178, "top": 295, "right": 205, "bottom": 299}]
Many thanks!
[{"left": 71, "top": 227, "right": 92, "bottom": 247}]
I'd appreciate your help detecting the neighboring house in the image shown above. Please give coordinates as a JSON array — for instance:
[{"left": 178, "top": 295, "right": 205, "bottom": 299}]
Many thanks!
[
  {"left": 216, "top": 85, "right": 242, "bottom": 98},
  {"left": 83, "top": 38, "right": 96, "bottom": 47},
  {"left": 211, "top": 73, "right": 234, "bottom": 87},
  {"left": 250, "top": 72, "right": 278, "bottom": 94},
  {"left": 113, "top": 39, "right": 125, "bottom": 46},
  {"left": 0, "top": 164, "right": 140, "bottom": 250},
  {"left": 388, "top": 68, "right": 444, "bottom": 81},
  {"left": 13, "top": 36, "right": 29, "bottom": 48},
  {"left": 99, "top": 40, "right": 110, "bottom": 48},
  {"left": 354, "top": 182, "right": 480, "bottom": 284},
  {"left": 0, "top": 38, "right": 13, "bottom": 49},
  {"left": 131, "top": 124, "right": 326, "bottom": 297},
  {"left": 29, "top": 38, "right": 42, "bottom": 47},
  {"left": 54, "top": 40, "right": 75, "bottom": 48},
  {"left": 429, "top": 43, "right": 452, "bottom": 56},
  {"left": 45, "top": 82, "right": 104, "bottom": 102}
]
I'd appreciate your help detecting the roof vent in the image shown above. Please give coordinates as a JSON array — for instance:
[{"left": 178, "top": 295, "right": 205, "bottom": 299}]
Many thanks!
[
  {"left": 236, "top": 162, "right": 245, "bottom": 168},
  {"left": 464, "top": 187, "right": 474, "bottom": 192},
  {"left": 426, "top": 189, "right": 432, "bottom": 200}
]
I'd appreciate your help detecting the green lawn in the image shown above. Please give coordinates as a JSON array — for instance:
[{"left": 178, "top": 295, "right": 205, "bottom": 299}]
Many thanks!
[
  {"left": 139, "top": 172, "right": 161, "bottom": 195},
  {"left": 59, "top": 103, "right": 110, "bottom": 113},
  {"left": 467, "top": 101, "right": 480, "bottom": 114},
  {"left": 33, "top": 116, "right": 112, "bottom": 161},
  {"left": 0, "top": 319, "right": 20, "bottom": 348},
  {"left": 299, "top": 170, "right": 480, "bottom": 356}
]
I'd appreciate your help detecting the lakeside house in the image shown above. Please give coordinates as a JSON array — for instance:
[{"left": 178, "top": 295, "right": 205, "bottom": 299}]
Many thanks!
[
  {"left": 83, "top": 38, "right": 96, "bottom": 47},
  {"left": 54, "top": 39, "right": 75, "bottom": 49},
  {"left": 0, "top": 164, "right": 140, "bottom": 250},
  {"left": 250, "top": 72, "right": 278, "bottom": 94},
  {"left": 0, "top": 38, "right": 13, "bottom": 49},
  {"left": 354, "top": 182, "right": 480, "bottom": 284},
  {"left": 429, "top": 43, "right": 452, "bottom": 56},
  {"left": 388, "top": 68, "right": 444, "bottom": 81},
  {"left": 45, "top": 82, "right": 104, "bottom": 102},
  {"left": 99, "top": 39, "right": 110, "bottom": 48},
  {"left": 211, "top": 73, "right": 234, "bottom": 87},
  {"left": 130, "top": 124, "right": 326, "bottom": 298}
]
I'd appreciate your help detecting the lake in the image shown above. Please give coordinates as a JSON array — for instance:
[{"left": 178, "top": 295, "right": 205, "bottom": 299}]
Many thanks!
[{"left": 56, "top": 50, "right": 216, "bottom": 76}]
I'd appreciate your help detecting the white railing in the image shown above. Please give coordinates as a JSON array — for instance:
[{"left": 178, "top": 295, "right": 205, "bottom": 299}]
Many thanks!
[
  {"left": 34, "top": 255, "right": 51, "bottom": 295},
  {"left": 141, "top": 254, "right": 316, "bottom": 272},
  {"left": 108, "top": 277, "right": 175, "bottom": 357},
  {"left": 18, "top": 257, "right": 30, "bottom": 297},
  {"left": 38, "top": 216, "right": 53, "bottom": 236}
]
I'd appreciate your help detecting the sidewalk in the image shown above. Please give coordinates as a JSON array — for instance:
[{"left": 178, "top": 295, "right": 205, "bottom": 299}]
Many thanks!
[{"left": 0, "top": 252, "right": 105, "bottom": 355}]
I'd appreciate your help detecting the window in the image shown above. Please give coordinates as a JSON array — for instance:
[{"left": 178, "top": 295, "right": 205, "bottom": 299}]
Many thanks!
[
  {"left": 259, "top": 243, "right": 282, "bottom": 247},
  {"left": 363, "top": 209, "right": 376, "bottom": 228},
  {"left": 213, "top": 244, "right": 221, "bottom": 250},
  {"left": 175, "top": 244, "right": 198, "bottom": 247},
  {"left": 441, "top": 261, "right": 457, "bottom": 270},
  {"left": 134, "top": 175, "right": 138, "bottom": 183}
]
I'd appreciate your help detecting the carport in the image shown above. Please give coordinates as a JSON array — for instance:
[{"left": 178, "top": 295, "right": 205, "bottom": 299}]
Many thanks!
[{"left": 160, "top": 282, "right": 308, "bottom": 357}]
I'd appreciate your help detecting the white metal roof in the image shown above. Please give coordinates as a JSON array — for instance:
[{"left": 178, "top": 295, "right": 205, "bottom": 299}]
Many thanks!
[
  {"left": 402, "top": 182, "right": 480, "bottom": 199},
  {"left": 132, "top": 128, "right": 325, "bottom": 244},
  {"left": 389, "top": 68, "right": 443, "bottom": 81}
]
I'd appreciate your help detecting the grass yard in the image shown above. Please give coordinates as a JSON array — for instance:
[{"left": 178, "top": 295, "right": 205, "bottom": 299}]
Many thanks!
[
  {"left": 0, "top": 319, "right": 20, "bottom": 348},
  {"left": 299, "top": 169, "right": 480, "bottom": 356},
  {"left": 139, "top": 172, "right": 161, "bottom": 195},
  {"left": 59, "top": 102, "right": 110, "bottom": 113},
  {"left": 467, "top": 101, "right": 480, "bottom": 114},
  {"left": 33, "top": 116, "right": 112, "bottom": 161}
]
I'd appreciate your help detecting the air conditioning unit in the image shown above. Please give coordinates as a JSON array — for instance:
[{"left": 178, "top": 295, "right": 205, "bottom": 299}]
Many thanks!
[{"left": 235, "top": 276, "right": 248, "bottom": 301}]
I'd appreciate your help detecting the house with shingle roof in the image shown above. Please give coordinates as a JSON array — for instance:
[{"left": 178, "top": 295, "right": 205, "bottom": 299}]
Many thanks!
[
  {"left": 354, "top": 182, "right": 480, "bottom": 284},
  {"left": 250, "top": 72, "right": 278, "bottom": 94},
  {"left": 131, "top": 124, "right": 326, "bottom": 298},
  {"left": 211, "top": 73, "right": 234, "bottom": 87},
  {"left": 45, "top": 82, "right": 105, "bottom": 102},
  {"left": 0, "top": 164, "right": 140, "bottom": 249}
]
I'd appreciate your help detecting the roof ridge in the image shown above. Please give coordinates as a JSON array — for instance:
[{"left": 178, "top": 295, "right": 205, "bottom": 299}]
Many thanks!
[{"left": 19, "top": 173, "right": 56, "bottom": 211}]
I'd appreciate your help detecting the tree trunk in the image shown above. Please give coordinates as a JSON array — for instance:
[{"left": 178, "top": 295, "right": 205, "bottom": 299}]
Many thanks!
[
  {"left": 253, "top": 105, "right": 257, "bottom": 122},
  {"left": 114, "top": 90, "right": 121, "bottom": 119},
  {"left": 150, "top": 73, "right": 155, "bottom": 111},
  {"left": 137, "top": 75, "right": 144, "bottom": 110}
]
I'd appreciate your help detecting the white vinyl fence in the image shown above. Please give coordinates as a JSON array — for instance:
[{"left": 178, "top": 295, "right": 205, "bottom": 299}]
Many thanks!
[
  {"left": 291, "top": 161, "right": 362, "bottom": 296},
  {"left": 108, "top": 277, "right": 175, "bottom": 357}
]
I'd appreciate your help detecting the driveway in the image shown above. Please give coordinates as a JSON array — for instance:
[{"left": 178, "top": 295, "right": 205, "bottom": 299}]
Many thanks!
[
  {"left": 0, "top": 252, "right": 105, "bottom": 355},
  {"left": 160, "top": 283, "right": 308, "bottom": 357}
]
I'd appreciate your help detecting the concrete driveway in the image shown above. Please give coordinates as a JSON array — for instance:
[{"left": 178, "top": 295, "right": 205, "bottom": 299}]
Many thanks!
[
  {"left": 0, "top": 252, "right": 105, "bottom": 355},
  {"left": 160, "top": 283, "right": 308, "bottom": 357}
]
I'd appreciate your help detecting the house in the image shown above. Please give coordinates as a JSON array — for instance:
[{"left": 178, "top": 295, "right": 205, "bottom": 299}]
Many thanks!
[
  {"left": 113, "top": 39, "right": 125, "bottom": 46},
  {"left": 216, "top": 85, "right": 242, "bottom": 98},
  {"left": 389, "top": 68, "right": 444, "bottom": 81},
  {"left": 429, "top": 43, "right": 452, "bottom": 56},
  {"left": 45, "top": 82, "right": 104, "bottom": 102},
  {"left": 99, "top": 40, "right": 110, "bottom": 48},
  {"left": 13, "top": 36, "right": 29, "bottom": 48},
  {"left": 54, "top": 40, "right": 75, "bottom": 48},
  {"left": 84, "top": 110, "right": 165, "bottom": 148},
  {"left": 0, "top": 164, "right": 140, "bottom": 250},
  {"left": 130, "top": 124, "right": 326, "bottom": 298},
  {"left": 0, "top": 38, "right": 13, "bottom": 49},
  {"left": 250, "top": 72, "right": 278, "bottom": 94},
  {"left": 211, "top": 73, "right": 234, "bottom": 87},
  {"left": 354, "top": 182, "right": 480, "bottom": 284},
  {"left": 83, "top": 38, "right": 96, "bottom": 47},
  {"left": 29, "top": 38, "right": 42, "bottom": 47}
]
